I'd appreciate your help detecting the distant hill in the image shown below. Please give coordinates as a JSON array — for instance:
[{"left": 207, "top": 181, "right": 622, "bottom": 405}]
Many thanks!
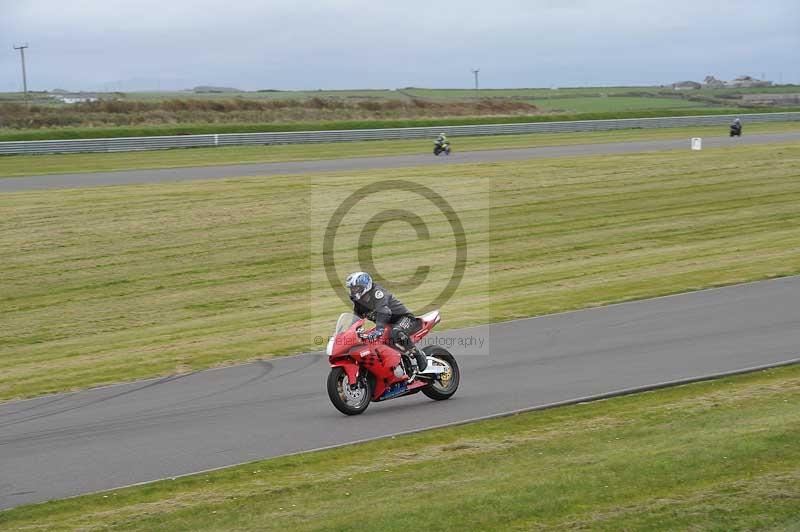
[{"left": 192, "top": 86, "right": 241, "bottom": 93}]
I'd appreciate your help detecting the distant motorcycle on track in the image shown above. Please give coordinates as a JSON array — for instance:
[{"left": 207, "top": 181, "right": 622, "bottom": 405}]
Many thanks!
[
  {"left": 325, "top": 310, "right": 460, "bottom": 415},
  {"left": 433, "top": 140, "right": 452, "bottom": 156}
]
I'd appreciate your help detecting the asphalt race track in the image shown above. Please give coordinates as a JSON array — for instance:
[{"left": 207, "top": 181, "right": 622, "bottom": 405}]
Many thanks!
[
  {"left": 2, "top": 131, "right": 799, "bottom": 192},
  {"left": 2, "top": 276, "right": 799, "bottom": 509}
]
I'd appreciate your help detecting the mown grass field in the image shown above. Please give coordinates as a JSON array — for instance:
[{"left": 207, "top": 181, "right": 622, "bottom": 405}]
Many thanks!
[
  {"left": 2, "top": 121, "right": 799, "bottom": 178},
  {"left": 2, "top": 141, "right": 800, "bottom": 402},
  {"left": 2, "top": 362, "right": 798, "bottom": 530}
]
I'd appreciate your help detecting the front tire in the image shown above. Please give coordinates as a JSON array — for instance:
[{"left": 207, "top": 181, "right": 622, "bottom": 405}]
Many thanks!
[
  {"left": 421, "top": 347, "right": 460, "bottom": 401},
  {"left": 327, "top": 367, "right": 372, "bottom": 415}
]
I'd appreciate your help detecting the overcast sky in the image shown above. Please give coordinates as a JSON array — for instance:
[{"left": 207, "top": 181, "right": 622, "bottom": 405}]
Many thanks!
[{"left": 2, "top": 0, "right": 798, "bottom": 92}]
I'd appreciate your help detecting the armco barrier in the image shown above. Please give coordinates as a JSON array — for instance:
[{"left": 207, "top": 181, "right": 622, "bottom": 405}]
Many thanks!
[{"left": 1, "top": 112, "right": 798, "bottom": 155}]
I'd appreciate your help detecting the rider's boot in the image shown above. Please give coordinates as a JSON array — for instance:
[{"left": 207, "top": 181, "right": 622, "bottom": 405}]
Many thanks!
[{"left": 410, "top": 344, "right": 427, "bottom": 372}]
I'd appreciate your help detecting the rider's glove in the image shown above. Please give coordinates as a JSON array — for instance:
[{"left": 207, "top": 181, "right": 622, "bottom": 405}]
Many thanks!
[{"left": 365, "top": 327, "right": 384, "bottom": 341}]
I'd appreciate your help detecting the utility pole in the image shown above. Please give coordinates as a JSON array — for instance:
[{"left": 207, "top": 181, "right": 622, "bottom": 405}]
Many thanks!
[
  {"left": 13, "top": 43, "right": 29, "bottom": 101},
  {"left": 471, "top": 68, "right": 480, "bottom": 96}
]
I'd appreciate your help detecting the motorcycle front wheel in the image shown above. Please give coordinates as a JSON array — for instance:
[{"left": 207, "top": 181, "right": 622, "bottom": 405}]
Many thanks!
[
  {"left": 421, "top": 346, "right": 460, "bottom": 400},
  {"left": 327, "top": 367, "right": 372, "bottom": 415}
]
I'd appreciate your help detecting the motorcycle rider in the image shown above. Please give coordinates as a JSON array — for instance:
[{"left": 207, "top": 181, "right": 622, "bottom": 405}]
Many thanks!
[
  {"left": 435, "top": 132, "right": 449, "bottom": 148},
  {"left": 345, "top": 271, "right": 427, "bottom": 373},
  {"left": 731, "top": 118, "right": 742, "bottom": 136}
]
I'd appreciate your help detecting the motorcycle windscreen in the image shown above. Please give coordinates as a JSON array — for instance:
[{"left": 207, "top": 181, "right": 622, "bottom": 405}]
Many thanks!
[{"left": 334, "top": 312, "right": 360, "bottom": 336}]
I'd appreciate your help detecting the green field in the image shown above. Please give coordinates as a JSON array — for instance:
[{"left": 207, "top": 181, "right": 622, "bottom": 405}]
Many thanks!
[
  {"left": 2, "top": 362, "right": 798, "bottom": 530},
  {"left": 2, "top": 121, "right": 799, "bottom": 178},
  {"left": 4, "top": 83, "right": 799, "bottom": 144},
  {"left": 2, "top": 141, "right": 800, "bottom": 402},
  {"left": 2, "top": 108, "right": 775, "bottom": 142},
  {"left": 403, "top": 85, "right": 800, "bottom": 99},
  {"left": 530, "top": 96, "right": 706, "bottom": 112},
  {"left": 8, "top": 84, "right": 799, "bottom": 102},
  {"left": 3, "top": 84, "right": 797, "bottom": 141}
]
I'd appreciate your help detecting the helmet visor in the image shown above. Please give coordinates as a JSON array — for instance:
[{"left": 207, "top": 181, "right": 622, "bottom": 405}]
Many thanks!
[
  {"left": 346, "top": 272, "right": 372, "bottom": 299},
  {"left": 351, "top": 281, "right": 371, "bottom": 299},
  {"left": 349, "top": 283, "right": 363, "bottom": 298}
]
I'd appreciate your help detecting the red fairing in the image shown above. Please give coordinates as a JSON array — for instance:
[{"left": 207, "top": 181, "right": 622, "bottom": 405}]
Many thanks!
[
  {"left": 327, "top": 311, "right": 441, "bottom": 402},
  {"left": 330, "top": 360, "right": 359, "bottom": 386},
  {"left": 328, "top": 317, "right": 366, "bottom": 359},
  {"left": 405, "top": 380, "right": 428, "bottom": 393},
  {"left": 362, "top": 345, "right": 403, "bottom": 399}
]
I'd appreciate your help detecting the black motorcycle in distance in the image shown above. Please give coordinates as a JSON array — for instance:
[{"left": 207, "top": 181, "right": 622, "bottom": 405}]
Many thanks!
[
  {"left": 730, "top": 122, "right": 742, "bottom": 137},
  {"left": 433, "top": 140, "right": 452, "bottom": 155}
]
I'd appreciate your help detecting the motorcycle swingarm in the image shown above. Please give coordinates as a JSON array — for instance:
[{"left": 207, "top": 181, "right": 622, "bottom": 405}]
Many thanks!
[{"left": 417, "top": 356, "right": 449, "bottom": 376}]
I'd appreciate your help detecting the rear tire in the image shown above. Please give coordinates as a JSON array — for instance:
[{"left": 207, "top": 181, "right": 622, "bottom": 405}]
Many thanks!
[
  {"left": 421, "top": 347, "right": 460, "bottom": 401},
  {"left": 327, "top": 367, "right": 372, "bottom": 415}
]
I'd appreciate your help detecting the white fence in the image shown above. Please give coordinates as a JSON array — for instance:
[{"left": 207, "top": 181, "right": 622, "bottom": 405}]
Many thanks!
[{"left": 1, "top": 112, "right": 798, "bottom": 156}]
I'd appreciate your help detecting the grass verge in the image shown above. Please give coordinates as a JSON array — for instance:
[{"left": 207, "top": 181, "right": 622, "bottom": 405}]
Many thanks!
[
  {"left": 2, "top": 362, "right": 798, "bottom": 530},
  {"left": 1, "top": 121, "right": 798, "bottom": 178},
  {"left": 1, "top": 141, "right": 800, "bottom": 402}
]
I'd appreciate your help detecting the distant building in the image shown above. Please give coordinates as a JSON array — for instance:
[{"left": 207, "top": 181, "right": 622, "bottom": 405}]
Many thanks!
[
  {"left": 51, "top": 93, "right": 100, "bottom": 104},
  {"left": 729, "top": 75, "right": 772, "bottom": 88},
  {"left": 672, "top": 81, "right": 701, "bottom": 90},
  {"left": 61, "top": 96, "right": 99, "bottom": 104},
  {"left": 703, "top": 76, "right": 725, "bottom": 88},
  {"left": 702, "top": 75, "right": 773, "bottom": 89}
]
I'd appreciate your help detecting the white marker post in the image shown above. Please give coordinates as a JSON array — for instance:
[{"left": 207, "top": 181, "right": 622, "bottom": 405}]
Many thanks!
[{"left": 691, "top": 137, "right": 702, "bottom": 151}]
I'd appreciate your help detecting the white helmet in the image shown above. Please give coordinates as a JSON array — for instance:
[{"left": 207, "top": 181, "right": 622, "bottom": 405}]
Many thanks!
[{"left": 345, "top": 271, "right": 373, "bottom": 300}]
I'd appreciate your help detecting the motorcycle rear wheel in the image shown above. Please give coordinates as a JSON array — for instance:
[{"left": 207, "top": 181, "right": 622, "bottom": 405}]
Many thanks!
[
  {"left": 327, "top": 367, "right": 372, "bottom": 415},
  {"left": 421, "top": 346, "right": 460, "bottom": 400}
]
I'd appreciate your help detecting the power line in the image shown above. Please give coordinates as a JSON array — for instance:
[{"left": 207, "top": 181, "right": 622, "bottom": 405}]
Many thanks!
[{"left": 13, "top": 43, "right": 29, "bottom": 101}]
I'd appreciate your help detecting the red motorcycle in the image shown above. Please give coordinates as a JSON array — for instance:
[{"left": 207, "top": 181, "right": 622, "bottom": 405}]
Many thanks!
[{"left": 325, "top": 310, "right": 460, "bottom": 415}]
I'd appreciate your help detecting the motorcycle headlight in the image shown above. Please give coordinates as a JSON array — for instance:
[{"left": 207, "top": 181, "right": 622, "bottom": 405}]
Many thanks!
[{"left": 325, "top": 336, "right": 334, "bottom": 357}]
